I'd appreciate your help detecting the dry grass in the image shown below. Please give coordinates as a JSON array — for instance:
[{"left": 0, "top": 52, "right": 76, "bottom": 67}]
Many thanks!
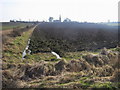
[
  {"left": 110, "top": 69, "right": 120, "bottom": 82},
  {"left": 2, "top": 44, "right": 119, "bottom": 88}
]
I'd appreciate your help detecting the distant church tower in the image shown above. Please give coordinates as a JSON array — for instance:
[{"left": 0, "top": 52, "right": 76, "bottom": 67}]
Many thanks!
[{"left": 59, "top": 15, "right": 61, "bottom": 22}]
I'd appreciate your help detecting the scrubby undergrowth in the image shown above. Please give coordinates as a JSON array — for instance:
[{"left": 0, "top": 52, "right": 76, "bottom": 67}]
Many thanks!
[{"left": 2, "top": 47, "right": 120, "bottom": 89}]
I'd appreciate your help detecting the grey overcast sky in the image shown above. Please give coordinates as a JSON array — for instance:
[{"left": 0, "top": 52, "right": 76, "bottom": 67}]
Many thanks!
[{"left": 0, "top": 0, "right": 119, "bottom": 22}]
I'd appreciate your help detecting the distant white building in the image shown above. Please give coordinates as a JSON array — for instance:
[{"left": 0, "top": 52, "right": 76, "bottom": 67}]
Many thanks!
[
  {"left": 49, "top": 17, "right": 54, "bottom": 22},
  {"left": 63, "top": 18, "right": 71, "bottom": 22}
]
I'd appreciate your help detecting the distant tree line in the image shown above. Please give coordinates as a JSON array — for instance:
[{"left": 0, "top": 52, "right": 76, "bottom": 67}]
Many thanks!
[{"left": 10, "top": 20, "right": 39, "bottom": 24}]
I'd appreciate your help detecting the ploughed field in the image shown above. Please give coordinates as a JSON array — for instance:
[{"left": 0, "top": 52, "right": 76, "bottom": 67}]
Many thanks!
[{"left": 29, "top": 22, "right": 118, "bottom": 56}]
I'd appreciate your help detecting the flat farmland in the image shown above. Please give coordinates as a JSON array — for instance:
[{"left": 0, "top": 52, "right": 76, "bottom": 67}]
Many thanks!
[
  {"left": 1, "top": 22, "right": 35, "bottom": 44},
  {"left": 1, "top": 22, "right": 33, "bottom": 30},
  {"left": 2, "top": 22, "right": 120, "bottom": 89}
]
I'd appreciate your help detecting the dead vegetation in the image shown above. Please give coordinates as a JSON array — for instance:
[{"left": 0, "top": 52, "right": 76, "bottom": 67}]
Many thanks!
[
  {"left": 110, "top": 69, "right": 120, "bottom": 82},
  {"left": 2, "top": 47, "right": 120, "bottom": 89}
]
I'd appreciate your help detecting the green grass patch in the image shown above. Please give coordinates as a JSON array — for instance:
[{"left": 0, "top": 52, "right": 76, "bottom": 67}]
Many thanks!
[
  {"left": 63, "top": 51, "right": 99, "bottom": 61},
  {"left": 25, "top": 53, "right": 60, "bottom": 62},
  {"left": 90, "top": 82, "right": 120, "bottom": 89}
]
